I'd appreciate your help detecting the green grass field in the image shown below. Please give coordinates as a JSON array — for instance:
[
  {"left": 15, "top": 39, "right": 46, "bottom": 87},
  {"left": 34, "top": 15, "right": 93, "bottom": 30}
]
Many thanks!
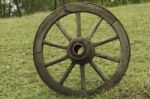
[{"left": 0, "top": 3, "right": 150, "bottom": 99}]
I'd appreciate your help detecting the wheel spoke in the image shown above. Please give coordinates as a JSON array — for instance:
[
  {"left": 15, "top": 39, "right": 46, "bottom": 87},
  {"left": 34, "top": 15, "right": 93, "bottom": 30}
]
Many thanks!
[
  {"left": 90, "top": 62, "right": 107, "bottom": 81},
  {"left": 94, "top": 35, "right": 119, "bottom": 47},
  {"left": 43, "top": 40, "right": 66, "bottom": 49},
  {"left": 59, "top": 62, "right": 75, "bottom": 85},
  {"left": 87, "top": 17, "right": 103, "bottom": 40},
  {"left": 45, "top": 55, "right": 68, "bottom": 67},
  {"left": 55, "top": 21, "right": 72, "bottom": 41},
  {"left": 76, "top": 12, "right": 81, "bottom": 37},
  {"left": 80, "top": 65, "right": 86, "bottom": 90},
  {"left": 95, "top": 52, "right": 120, "bottom": 63}
]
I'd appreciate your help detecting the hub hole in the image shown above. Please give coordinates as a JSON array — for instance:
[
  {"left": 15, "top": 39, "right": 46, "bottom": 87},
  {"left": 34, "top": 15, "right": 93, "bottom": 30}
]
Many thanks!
[{"left": 74, "top": 44, "right": 84, "bottom": 56}]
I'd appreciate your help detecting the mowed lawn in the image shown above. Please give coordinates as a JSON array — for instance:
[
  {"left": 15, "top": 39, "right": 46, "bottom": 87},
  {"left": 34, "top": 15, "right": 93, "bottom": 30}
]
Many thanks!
[{"left": 0, "top": 3, "right": 150, "bottom": 99}]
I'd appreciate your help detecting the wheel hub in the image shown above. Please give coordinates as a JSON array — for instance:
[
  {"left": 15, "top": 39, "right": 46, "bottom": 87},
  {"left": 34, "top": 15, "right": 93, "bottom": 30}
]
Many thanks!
[{"left": 67, "top": 38, "right": 95, "bottom": 64}]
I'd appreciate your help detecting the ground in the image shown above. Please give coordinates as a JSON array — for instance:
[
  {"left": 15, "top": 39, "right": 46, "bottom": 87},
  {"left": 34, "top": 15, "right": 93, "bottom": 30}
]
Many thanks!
[{"left": 0, "top": 2, "right": 150, "bottom": 99}]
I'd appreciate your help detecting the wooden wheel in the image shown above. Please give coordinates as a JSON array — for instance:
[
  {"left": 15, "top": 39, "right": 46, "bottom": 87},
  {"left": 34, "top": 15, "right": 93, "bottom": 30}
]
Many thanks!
[{"left": 33, "top": 2, "right": 131, "bottom": 96}]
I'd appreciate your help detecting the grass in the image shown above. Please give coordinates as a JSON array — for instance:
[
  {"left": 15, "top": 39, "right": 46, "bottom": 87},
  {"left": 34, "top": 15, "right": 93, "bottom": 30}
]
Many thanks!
[{"left": 0, "top": 2, "right": 150, "bottom": 99}]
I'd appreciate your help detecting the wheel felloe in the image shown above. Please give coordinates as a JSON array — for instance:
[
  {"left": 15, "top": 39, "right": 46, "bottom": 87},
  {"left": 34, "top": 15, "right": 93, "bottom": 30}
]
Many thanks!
[{"left": 33, "top": 2, "right": 130, "bottom": 96}]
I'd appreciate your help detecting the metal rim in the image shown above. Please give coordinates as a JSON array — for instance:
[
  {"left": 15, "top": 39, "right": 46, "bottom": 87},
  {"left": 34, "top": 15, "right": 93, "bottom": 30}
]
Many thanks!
[{"left": 33, "top": 2, "right": 131, "bottom": 96}]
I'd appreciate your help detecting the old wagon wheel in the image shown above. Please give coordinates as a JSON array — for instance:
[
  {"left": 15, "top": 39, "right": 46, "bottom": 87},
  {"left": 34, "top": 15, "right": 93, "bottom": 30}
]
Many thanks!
[{"left": 33, "top": 2, "right": 130, "bottom": 96}]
